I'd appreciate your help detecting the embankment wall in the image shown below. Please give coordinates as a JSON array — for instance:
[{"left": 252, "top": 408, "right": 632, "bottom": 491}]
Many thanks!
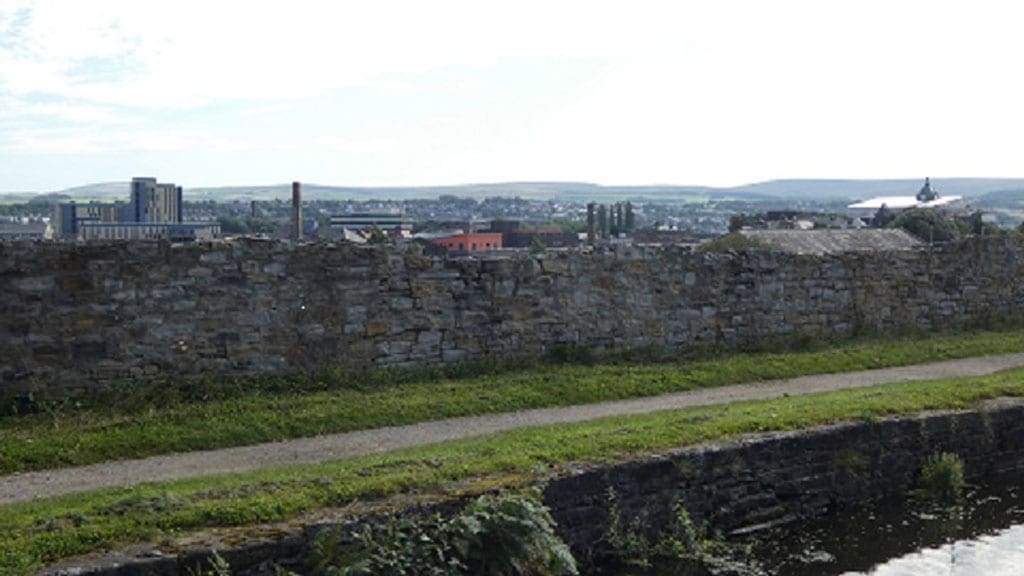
[
  {"left": 40, "top": 399, "right": 1024, "bottom": 575},
  {"left": 544, "top": 398, "right": 1024, "bottom": 564}
]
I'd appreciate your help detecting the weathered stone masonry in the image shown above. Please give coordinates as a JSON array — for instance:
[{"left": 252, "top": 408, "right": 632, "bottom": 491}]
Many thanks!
[
  {"left": 2, "top": 237, "right": 1023, "bottom": 397},
  {"left": 544, "top": 399, "right": 1024, "bottom": 565}
]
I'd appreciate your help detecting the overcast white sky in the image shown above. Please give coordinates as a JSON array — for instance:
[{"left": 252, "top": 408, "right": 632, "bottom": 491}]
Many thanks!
[{"left": 1, "top": 0, "right": 1023, "bottom": 192}]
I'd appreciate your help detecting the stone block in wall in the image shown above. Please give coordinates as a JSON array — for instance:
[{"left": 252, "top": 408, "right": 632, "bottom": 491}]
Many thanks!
[{"left": 365, "top": 320, "right": 390, "bottom": 337}]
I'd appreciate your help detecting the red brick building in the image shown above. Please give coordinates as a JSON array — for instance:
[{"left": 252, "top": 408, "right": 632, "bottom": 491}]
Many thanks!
[{"left": 429, "top": 232, "right": 503, "bottom": 252}]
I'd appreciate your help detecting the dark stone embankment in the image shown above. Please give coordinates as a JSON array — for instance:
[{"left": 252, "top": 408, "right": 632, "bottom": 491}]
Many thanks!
[{"left": 38, "top": 398, "right": 1024, "bottom": 575}]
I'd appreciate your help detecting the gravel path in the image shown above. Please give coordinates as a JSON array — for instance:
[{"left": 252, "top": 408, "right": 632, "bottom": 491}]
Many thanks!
[{"left": 3, "top": 353, "right": 1024, "bottom": 506}]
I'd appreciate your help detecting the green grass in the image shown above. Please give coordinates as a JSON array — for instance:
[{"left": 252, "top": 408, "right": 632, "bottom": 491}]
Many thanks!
[
  {"left": 4, "top": 329, "right": 1024, "bottom": 474},
  {"left": 3, "top": 368, "right": 1024, "bottom": 575}
]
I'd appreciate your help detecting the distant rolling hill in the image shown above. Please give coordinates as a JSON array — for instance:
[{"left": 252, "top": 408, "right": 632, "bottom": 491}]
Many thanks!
[
  {"left": 732, "top": 179, "right": 1024, "bottom": 201},
  {"left": 6, "top": 178, "right": 1024, "bottom": 205},
  {"left": 974, "top": 188, "right": 1024, "bottom": 209},
  {"left": 55, "top": 182, "right": 133, "bottom": 201},
  {"left": 185, "top": 182, "right": 732, "bottom": 203}
]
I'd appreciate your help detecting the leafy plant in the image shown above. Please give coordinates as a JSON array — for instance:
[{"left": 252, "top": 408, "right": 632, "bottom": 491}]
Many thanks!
[
  {"left": 605, "top": 491, "right": 707, "bottom": 568},
  {"left": 456, "top": 492, "right": 577, "bottom": 576},
  {"left": 919, "top": 452, "right": 965, "bottom": 504},
  {"left": 309, "top": 492, "right": 577, "bottom": 576},
  {"left": 604, "top": 488, "right": 655, "bottom": 567},
  {"left": 604, "top": 492, "right": 764, "bottom": 574},
  {"left": 186, "top": 550, "right": 232, "bottom": 576},
  {"left": 310, "top": 517, "right": 463, "bottom": 576}
]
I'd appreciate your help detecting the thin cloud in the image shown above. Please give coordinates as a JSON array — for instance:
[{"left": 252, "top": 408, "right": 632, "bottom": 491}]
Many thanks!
[
  {"left": 2, "top": 0, "right": 1024, "bottom": 190},
  {"left": 0, "top": 125, "right": 258, "bottom": 154}
]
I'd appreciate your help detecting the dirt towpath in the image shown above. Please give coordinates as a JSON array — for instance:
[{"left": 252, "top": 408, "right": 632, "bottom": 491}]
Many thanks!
[{"left": 3, "top": 353, "right": 1023, "bottom": 506}]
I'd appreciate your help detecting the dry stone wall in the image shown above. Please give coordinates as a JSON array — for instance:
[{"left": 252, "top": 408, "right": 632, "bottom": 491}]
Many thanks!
[{"left": 2, "top": 237, "right": 1022, "bottom": 397}]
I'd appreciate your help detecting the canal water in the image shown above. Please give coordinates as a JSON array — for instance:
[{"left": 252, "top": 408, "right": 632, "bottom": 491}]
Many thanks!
[
  {"left": 614, "top": 476, "right": 1024, "bottom": 575},
  {"left": 751, "top": 480, "right": 1024, "bottom": 575}
]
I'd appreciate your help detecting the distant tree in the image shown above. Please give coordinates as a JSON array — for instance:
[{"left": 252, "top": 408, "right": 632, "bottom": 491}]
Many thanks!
[
  {"left": 586, "top": 203, "right": 596, "bottom": 242},
  {"left": 873, "top": 204, "right": 895, "bottom": 228},
  {"left": 247, "top": 218, "right": 277, "bottom": 234},
  {"left": 538, "top": 219, "right": 586, "bottom": 233},
  {"left": 28, "top": 193, "right": 70, "bottom": 206},
  {"left": 217, "top": 215, "right": 249, "bottom": 234},
  {"left": 890, "top": 208, "right": 964, "bottom": 243},
  {"left": 529, "top": 235, "right": 546, "bottom": 255},
  {"left": 367, "top": 225, "right": 389, "bottom": 245}
]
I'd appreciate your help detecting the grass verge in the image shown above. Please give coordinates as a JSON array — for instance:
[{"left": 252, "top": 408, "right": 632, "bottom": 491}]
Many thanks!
[
  {"left": 4, "top": 329, "right": 1024, "bottom": 473},
  {"left": 3, "top": 368, "right": 1024, "bottom": 575}
]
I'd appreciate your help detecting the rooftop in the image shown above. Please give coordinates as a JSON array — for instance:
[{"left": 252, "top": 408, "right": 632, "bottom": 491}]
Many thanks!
[
  {"left": 847, "top": 195, "right": 962, "bottom": 210},
  {"left": 739, "top": 229, "right": 923, "bottom": 255},
  {"left": 0, "top": 221, "right": 47, "bottom": 235}
]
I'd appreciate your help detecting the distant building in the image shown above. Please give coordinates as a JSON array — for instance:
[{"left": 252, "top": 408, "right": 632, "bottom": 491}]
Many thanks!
[
  {"left": 429, "top": 232, "right": 503, "bottom": 253},
  {"left": 631, "top": 229, "right": 697, "bottom": 246},
  {"left": 503, "top": 228, "right": 579, "bottom": 249},
  {"left": 0, "top": 220, "right": 50, "bottom": 240},
  {"left": 848, "top": 178, "right": 963, "bottom": 223},
  {"left": 54, "top": 202, "right": 129, "bottom": 237},
  {"left": 130, "top": 177, "right": 182, "bottom": 223},
  {"left": 485, "top": 220, "right": 579, "bottom": 249},
  {"left": 274, "top": 218, "right": 319, "bottom": 240},
  {"left": 735, "top": 211, "right": 860, "bottom": 231},
  {"left": 738, "top": 229, "right": 923, "bottom": 255},
  {"left": 79, "top": 222, "right": 219, "bottom": 241},
  {"left": 329, "top": 213, "right": 412, "bottom": 232},
  {"left": 54, "top": 177, "right": 218, "bottom": 241}
]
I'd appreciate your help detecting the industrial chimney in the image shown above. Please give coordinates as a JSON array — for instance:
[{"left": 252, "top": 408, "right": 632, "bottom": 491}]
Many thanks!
[{"left": 292, "top": 181, "right": 302, "bottom": 241}]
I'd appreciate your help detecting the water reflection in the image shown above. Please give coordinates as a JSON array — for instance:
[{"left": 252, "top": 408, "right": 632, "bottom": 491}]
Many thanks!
[
  {"left": 846, "top": 524, "right": 1024, "bottom": 575},
  {"left": 612, "top": 478, "right": 1024, "bottom": 576},
  {"left": 742, "top": 480, "right": 1024, "bottom": 576}
]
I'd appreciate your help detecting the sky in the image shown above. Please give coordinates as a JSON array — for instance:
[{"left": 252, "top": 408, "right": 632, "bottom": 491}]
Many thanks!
[{"left": 2, "top": 0, "right": 1024, "bottom": 192}]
